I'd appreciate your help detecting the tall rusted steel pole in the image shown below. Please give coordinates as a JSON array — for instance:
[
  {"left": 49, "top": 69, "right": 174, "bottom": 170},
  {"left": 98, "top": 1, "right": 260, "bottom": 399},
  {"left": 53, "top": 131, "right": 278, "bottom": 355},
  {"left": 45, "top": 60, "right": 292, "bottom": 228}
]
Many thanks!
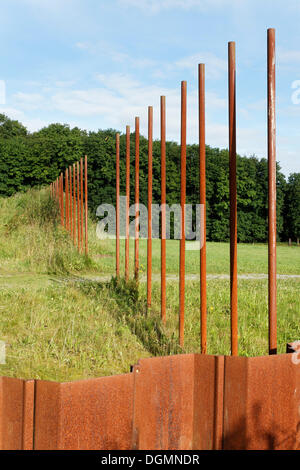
[
  {"left": 147, "top": 106, "right": 153, "bottom": 308},
  {"left": 228, "top": 41, "right": 238, "bottom": 356},
  {"left": 80, "top": 158, "right": 84, "bottom": 252},
  {"left": 60, "top": 173, "right": 64, "bottom": 227},
  {"left": 135, "top": 118, "right": 140, "bottom": 282},
  {"left": 84, "top": 155, "right": 88, "bottom": 255},
  {"left": 125, "top": 126, "right": 130, "bottom": 281},
  {"left": 69, "top": 167, "right": 73, "bottom": 238},
  {"left": 73, "top": 164, "right": 76, "bottom": 244},
  {"left": 65, "top": 169, "right": 69, "bottom": 231},
  {"left": 161, "top": 96, "right": 167, "bottom": 324},
  {"left": 77, "top": 161, "right": 80, "bottom": 251},
  {"left": 199, "top": 64, "right": 207, "bottom": 354},
  {"left": 62, "top": 173, "right": 65, "bottom": 228},
  {"left": 116, "top": 134, "right": 120, "bottom": 278},
  {"left": 179, "top": 81, "right": 187, "bottom": 348},
  {"left": 58, "top": 177, "right": 60, "bottom": 218},
  {"left": 268, "top": 28, "right": 277, "bottom": 355},
  {"left": 58, "top": 176, "right": 61, "bottom": 220}
]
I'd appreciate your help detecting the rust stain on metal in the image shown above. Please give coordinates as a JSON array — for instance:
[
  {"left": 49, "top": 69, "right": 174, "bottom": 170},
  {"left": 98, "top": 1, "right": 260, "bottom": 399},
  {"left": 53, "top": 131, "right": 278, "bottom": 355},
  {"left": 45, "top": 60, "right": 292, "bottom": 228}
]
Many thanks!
[
  {"left": 267, "top": 28, "right": 277, "bottom": 355},
  {"left": 65, "top": 169, "right": 69, "bottom": 232},
  {"left": 77, "top": 161, "right": 80, "bottom": 251},
  {"left": 132, "top": 355, "right": 195, "bottom": 450},
  {"left": 22, "top": 380, "right": 35, "bottom": 450},
  {"left": 228, "top": 41, "right": 238, "bottom": 356},
  {"left": 223, "top": 354, "right": 300, "bottom": 450},
  {"left": 1, "top": 351, "right": 300, "bottom": 450},
  {"left": 60, "top": 173, "right": 64, "bottom": 227},
  {"left": 116, "top": 133, "right": 120, "bottom": 277},
  {"left": 73, "top": 164, "right": 76, "bottom": 244},
  {"left": 179, "top": 81, "right": 187, "bottom": 347},
  {"left": 135, "top": 118, "right": 140, "bottom": 282},
  {"left": 34, "top": 374, "right": 134, "bottom": 450},
  {"left": 80, "top": 157, "right": 84, "bottom": 252},
  {"left": 147, "top": 107, "right": 153, "bottom": 307},
  {"left": 84, "top": 155, "right": 88, "bottom": 255},
  {"left": 193, "top": 355, "right": 224, "bottom": 450},
  {"left": 0, "top": 377, "right": 27, "bottom": 449},
  {"left": 199, "top": 64, "right": 207, "bottom": 354},
  {"left": 69, "top": 167, "right": 73, "bottom": 239},
  {"left": 125, "top": 126, "right": 130, "bottom": 281},
  {"left": 161, "top": 96, "right": 166, "bottom": 324}
]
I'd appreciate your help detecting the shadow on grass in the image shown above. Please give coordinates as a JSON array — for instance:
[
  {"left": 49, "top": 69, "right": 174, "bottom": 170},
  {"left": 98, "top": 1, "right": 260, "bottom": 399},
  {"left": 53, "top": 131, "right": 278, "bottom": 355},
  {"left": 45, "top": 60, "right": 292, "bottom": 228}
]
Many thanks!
[{"left": 77, "top": 276, "right": 183, "bottom": 357}]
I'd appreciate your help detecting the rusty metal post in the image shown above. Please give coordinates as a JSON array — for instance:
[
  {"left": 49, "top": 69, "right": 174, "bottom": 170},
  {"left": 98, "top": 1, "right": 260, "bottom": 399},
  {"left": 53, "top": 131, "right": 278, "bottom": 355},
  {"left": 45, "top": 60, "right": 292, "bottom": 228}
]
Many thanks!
[
  {"left": 116, "top": 134, "right": 120, "bottom": 278},
  {"left": 161, "top": 96, "right": 166, "bottom": 324},
  {"left": 77, "top": 162, "right": 80, "bottom": 251},
  {"left": 69, "top": 167, "right": 73, "bottom": 238},
  {"left": 65, "top": 169, "right": 69, "bottom": 231},
  {"left": 57, "top": 178, "right": 59, "bottom": 214},
  {"left": 135, "top": 118, "right": 140, "bottom": 282},
  {"left": 80, "top": 158, "right": 84, "bottom": 252},
  {"left": 125, "top": 126, "right": 130, "bottom": 281},
  {"left": 199, "top": 64, "right": 207, "bottom": 354},
  {"left": 60, "top": 173, "right": 64, "bottom": 227},
  {"left": 147, "top": 107, "right": 153, "bottom": 308},
  {"left": 268, "top": 28, "right": 277, "bottom": 355},
  {"left": 73, "top": 164, "right": 76, "bottom": 244},
  {"left": 62, "top": 173, "right": 65, "bottom": 228},
  {"left": 58, "top": 176, "right": 61, "bottom": 220},
  {"left": 228, "top": 41, "right": 238, "bottom": 356},
  {"left": 84, "top": 155, "right": 88, "bottom": 255},
  {"left": 179, "top": 81, "right": 187, "bottom": 348}
]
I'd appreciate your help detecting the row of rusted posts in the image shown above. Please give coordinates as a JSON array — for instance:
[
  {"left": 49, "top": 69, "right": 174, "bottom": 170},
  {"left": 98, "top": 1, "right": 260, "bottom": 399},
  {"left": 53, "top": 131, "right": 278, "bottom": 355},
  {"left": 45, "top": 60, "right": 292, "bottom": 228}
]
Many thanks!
[
  {"left": 49, "top": 156, "right": 89, "bottom": 256},
  {"left": 115, "top": 28, "right": 277, "bottom": 355}
]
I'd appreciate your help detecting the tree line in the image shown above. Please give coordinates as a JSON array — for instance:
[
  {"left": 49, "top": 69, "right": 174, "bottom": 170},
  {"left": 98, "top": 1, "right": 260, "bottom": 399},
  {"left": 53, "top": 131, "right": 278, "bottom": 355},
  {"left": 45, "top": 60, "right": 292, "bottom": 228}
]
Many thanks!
[{"left": 0, "top": 113, "right": 299, "bottom": 242}]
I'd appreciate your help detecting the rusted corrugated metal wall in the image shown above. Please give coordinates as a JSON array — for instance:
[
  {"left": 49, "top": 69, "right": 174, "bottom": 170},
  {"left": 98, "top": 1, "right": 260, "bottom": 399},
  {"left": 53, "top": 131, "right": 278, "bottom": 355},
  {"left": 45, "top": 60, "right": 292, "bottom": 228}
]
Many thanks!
[{"left": 1, "top": 353, "right": 300, "bottom": 450}]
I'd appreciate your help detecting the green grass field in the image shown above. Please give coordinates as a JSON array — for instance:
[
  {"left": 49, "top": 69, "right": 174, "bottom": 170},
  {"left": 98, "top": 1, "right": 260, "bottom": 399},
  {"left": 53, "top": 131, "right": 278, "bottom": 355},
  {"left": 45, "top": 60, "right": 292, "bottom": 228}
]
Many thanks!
[{"left": 0, "top": 188, "right": 299, "bottom": 380}]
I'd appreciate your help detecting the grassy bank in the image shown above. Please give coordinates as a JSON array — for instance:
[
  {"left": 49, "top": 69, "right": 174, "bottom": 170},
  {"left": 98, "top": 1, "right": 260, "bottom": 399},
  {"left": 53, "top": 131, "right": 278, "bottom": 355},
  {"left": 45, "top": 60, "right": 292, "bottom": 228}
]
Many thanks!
[{"left": 0, "top": 188, "right": 299, "bottom": 380}]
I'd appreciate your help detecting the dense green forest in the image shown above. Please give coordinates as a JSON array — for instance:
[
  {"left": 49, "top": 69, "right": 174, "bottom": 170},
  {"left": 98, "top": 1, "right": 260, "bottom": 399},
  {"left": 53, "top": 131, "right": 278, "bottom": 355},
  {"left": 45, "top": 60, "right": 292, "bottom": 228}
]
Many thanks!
[{"left": 0, "top": 113, "right": 299, "bottom": 242}]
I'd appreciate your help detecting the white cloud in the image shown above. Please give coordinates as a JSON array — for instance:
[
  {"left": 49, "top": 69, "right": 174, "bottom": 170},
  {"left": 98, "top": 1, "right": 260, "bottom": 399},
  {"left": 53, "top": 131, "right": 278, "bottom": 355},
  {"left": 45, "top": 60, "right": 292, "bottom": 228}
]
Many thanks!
[
  {"left": 13, "top": 92, "right": 45, "bottom": 111},
  {"left": 278, "top": 48, "right": 300, "bottom": 64},
  {"left": 0, "top": 107, "right": 25, "bottom": 121},
  {"left": 175, "top": 53, "right": 227, "bottom": 79},
  {"left": 76, "top": 41, "right": 157, "bottom": 69},
  {"left": 76, "top": 41, "right": 226, "bottom": 80},
  {"left": 20, "top": 0, "right": 75, "bottom": 10},
  {"left": 118, "top": 0, "right": 241, "bottom": 14},
  {"left": 0, "top": 106, "right": 50, "bottom": 132},
  {"left": 43, "top": 73, "right": 227, "bottom": 149}
]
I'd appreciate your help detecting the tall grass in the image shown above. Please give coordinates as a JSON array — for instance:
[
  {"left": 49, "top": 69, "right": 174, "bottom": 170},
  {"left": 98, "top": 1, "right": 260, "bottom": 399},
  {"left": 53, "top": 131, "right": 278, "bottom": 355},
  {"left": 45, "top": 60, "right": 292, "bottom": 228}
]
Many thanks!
[
  {"left": 0, "top": 188, "right": 299, "bottom": 381},
  {"left": 0, "top": 188, "right": 94, "bottom": 274}
]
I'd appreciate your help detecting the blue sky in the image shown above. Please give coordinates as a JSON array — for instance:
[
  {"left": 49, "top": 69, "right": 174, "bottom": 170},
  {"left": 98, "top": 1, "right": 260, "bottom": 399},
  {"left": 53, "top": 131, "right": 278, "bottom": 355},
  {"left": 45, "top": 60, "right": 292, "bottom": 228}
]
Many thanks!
[{"left": 1, "top": 0, "right": 300, "bottom": 175}]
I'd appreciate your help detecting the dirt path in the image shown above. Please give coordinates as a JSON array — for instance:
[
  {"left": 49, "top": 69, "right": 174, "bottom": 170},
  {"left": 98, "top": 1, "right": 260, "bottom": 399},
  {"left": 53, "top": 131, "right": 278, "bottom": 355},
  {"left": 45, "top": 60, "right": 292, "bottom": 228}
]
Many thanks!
[
  {"left": 79, "top": 273, "right": 300, "bottom": 282},
  {"left": 0, "top": 272, "right": 299, "bottom": 290}
]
